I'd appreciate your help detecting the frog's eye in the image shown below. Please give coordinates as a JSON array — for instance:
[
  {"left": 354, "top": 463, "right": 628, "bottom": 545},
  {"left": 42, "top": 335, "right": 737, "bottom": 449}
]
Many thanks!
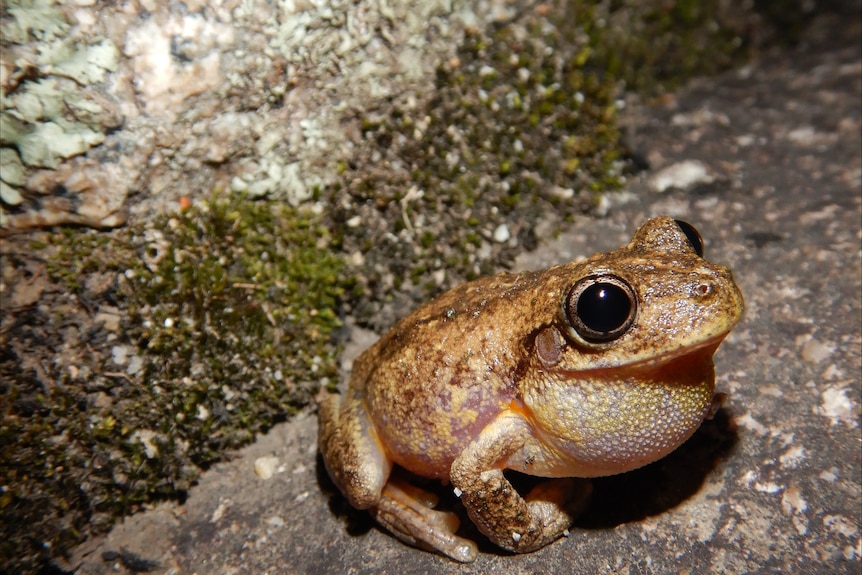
[
  {"left": 674, "top": 219, "right": 704, "bottom": 257},
  {"left": 566, "top": 275, "right": 637, "bottom": 343}
]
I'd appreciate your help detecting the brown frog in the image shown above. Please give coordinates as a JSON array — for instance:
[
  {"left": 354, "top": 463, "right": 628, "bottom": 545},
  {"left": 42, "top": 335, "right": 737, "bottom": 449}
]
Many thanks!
[{"left": 317, "top": 216, "right": 744, "bottom": 562}]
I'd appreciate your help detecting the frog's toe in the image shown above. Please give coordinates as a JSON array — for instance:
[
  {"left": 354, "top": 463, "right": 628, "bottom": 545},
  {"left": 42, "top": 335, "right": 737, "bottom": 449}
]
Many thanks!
[
  {"left": 525, "top": 477, "right": 592, "bottom": 537},
  {"left": 392, "top": 479, "right": 440, "bottom": 509},
  {"left": 372, "top": 480, "right": 478, "bottom": 563}
]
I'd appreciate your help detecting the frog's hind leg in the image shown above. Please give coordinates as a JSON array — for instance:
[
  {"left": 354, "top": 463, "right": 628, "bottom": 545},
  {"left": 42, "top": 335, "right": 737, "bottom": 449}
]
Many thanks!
[
  {"left": 372, "top": 479, "right": 479, "bottom": 563},
  {"left": 318, "top": 390, "right": 478, "bottom": 561},
  {"left": 317, "top": 389, "right": 392, "bottom": 510}
]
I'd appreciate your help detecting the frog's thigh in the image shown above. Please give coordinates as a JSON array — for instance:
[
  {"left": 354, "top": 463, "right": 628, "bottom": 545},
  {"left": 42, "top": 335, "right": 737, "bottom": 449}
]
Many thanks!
[
  {"left": 372, "top": 480, "right": 479, "bottom": 563},
  {"left": 317, "top": 390, "right": 391, "bottom": 509},
  {"left": 449, "top": 412, "right": 592, "bottom": 554}
]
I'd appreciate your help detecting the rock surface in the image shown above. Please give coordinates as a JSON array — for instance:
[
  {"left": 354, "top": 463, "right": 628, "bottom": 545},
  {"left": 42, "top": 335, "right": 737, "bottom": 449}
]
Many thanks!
[
  {"left": 0, "top": 0, "right": 496, "bottom": 231},
  {"left": 63, "top": 12, "right": 860, "bottom": 575}
]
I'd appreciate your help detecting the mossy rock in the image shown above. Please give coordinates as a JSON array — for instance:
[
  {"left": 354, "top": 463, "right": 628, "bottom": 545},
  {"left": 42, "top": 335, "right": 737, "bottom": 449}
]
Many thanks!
[{"left": 0, "top": 193, "right": 351, "bottom": 572}]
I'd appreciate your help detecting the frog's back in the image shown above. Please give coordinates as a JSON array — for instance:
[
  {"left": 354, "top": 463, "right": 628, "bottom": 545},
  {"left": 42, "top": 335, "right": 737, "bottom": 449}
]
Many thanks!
[{"left": 354, "top": 268, "right": 562, "bottom": 479}]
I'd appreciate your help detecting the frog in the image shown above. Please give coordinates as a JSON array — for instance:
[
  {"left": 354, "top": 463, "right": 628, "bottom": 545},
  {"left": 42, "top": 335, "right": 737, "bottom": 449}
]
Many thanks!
[{"left": 317, "top": 216, "right": 744, "bottom": 562}]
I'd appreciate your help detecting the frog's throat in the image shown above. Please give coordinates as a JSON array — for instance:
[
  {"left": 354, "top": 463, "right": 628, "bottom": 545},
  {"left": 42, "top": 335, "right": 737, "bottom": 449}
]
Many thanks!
[{"left": 517, "top": 340, "right": 722, "bottom": 478}]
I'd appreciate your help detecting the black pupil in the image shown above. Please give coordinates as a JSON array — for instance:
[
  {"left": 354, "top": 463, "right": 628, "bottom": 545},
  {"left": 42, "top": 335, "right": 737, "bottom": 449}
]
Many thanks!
[
  {"left": 674, "top": 219, "right": 704, "bottom": 257},
  {"left": 577, "top": 282, "right": 632, "bottom": 333}
]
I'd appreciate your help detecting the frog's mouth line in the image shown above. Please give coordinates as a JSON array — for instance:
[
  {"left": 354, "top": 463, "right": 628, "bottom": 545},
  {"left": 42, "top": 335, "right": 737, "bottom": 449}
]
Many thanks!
[
  {"left": 623, "top": 332, "right": 729, "bottom": 370},
  {"left": 565, "top": 331, "right": 731, "bottom": 376}
]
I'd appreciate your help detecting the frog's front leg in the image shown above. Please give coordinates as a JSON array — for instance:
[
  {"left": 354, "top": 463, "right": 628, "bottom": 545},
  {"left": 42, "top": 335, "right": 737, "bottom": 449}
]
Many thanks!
[{"left": 449, "top": 411, "right": 592, "bottom": 554}]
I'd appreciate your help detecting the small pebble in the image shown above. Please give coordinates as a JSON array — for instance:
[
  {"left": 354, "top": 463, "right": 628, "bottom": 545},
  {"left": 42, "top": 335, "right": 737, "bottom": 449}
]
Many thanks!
[
  {"left": 254, "top": 455, "right": 280, "bottom": 479},
  {"left": 493, "top": 223, "right": 510, "bottom": 243},
  {"left": 648, "top": 160, "right": 713, "bottom": 193}
]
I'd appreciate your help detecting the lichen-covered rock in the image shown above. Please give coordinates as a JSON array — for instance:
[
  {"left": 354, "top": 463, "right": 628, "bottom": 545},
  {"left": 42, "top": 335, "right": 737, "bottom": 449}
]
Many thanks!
[{"left": 1, "top": 0, "right": 486, "bottom": 232}]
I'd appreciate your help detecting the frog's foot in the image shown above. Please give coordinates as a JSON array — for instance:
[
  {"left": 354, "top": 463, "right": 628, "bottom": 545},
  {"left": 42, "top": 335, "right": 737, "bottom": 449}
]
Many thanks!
[
  {"left": 371, "top": 479, "right": 478, "bottom": 563},
  {"left": 457, "top": 473, "right": 592, "bottom": 554},
  {"left": 521, "top": 477, "right": 592, "bottom": 546}
]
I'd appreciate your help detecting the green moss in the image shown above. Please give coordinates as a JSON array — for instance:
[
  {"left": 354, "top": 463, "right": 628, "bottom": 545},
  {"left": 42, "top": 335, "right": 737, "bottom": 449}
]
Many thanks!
[
  {"left": 121, "top": 192, "right": 347, "bottom": 453},
  {"left": 330, "top": 11, "right": 628, "bottom": 328},
  {"left": 1, "top": 192, "right": 350, "bottom": 572},
  {"left": 572, "top": 0, "right": 753, "bottom": 93}
]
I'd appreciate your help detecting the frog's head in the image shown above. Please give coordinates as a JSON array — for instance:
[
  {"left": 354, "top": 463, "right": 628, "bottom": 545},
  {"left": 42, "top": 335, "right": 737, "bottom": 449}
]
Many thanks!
[{"left": 520, "top": 217, "right": 744, "bottom": 477}]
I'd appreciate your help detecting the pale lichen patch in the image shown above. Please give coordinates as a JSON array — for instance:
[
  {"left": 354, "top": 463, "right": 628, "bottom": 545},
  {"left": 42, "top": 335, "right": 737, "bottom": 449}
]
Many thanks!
[
  {"left": 778, "top": 445, "right": 807, "bottom": 469},
  {"left": 818, "top": 385, "right": 857, "bottom": 427},
  {"left": 780, "top": 484, "right": 808, "bottom": 535},
  {"left": 799, "top": 336, "right": 837, "bottom": 363},
  {"left": 736, "top": 411, "right": 769, "bottom": 436}
]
